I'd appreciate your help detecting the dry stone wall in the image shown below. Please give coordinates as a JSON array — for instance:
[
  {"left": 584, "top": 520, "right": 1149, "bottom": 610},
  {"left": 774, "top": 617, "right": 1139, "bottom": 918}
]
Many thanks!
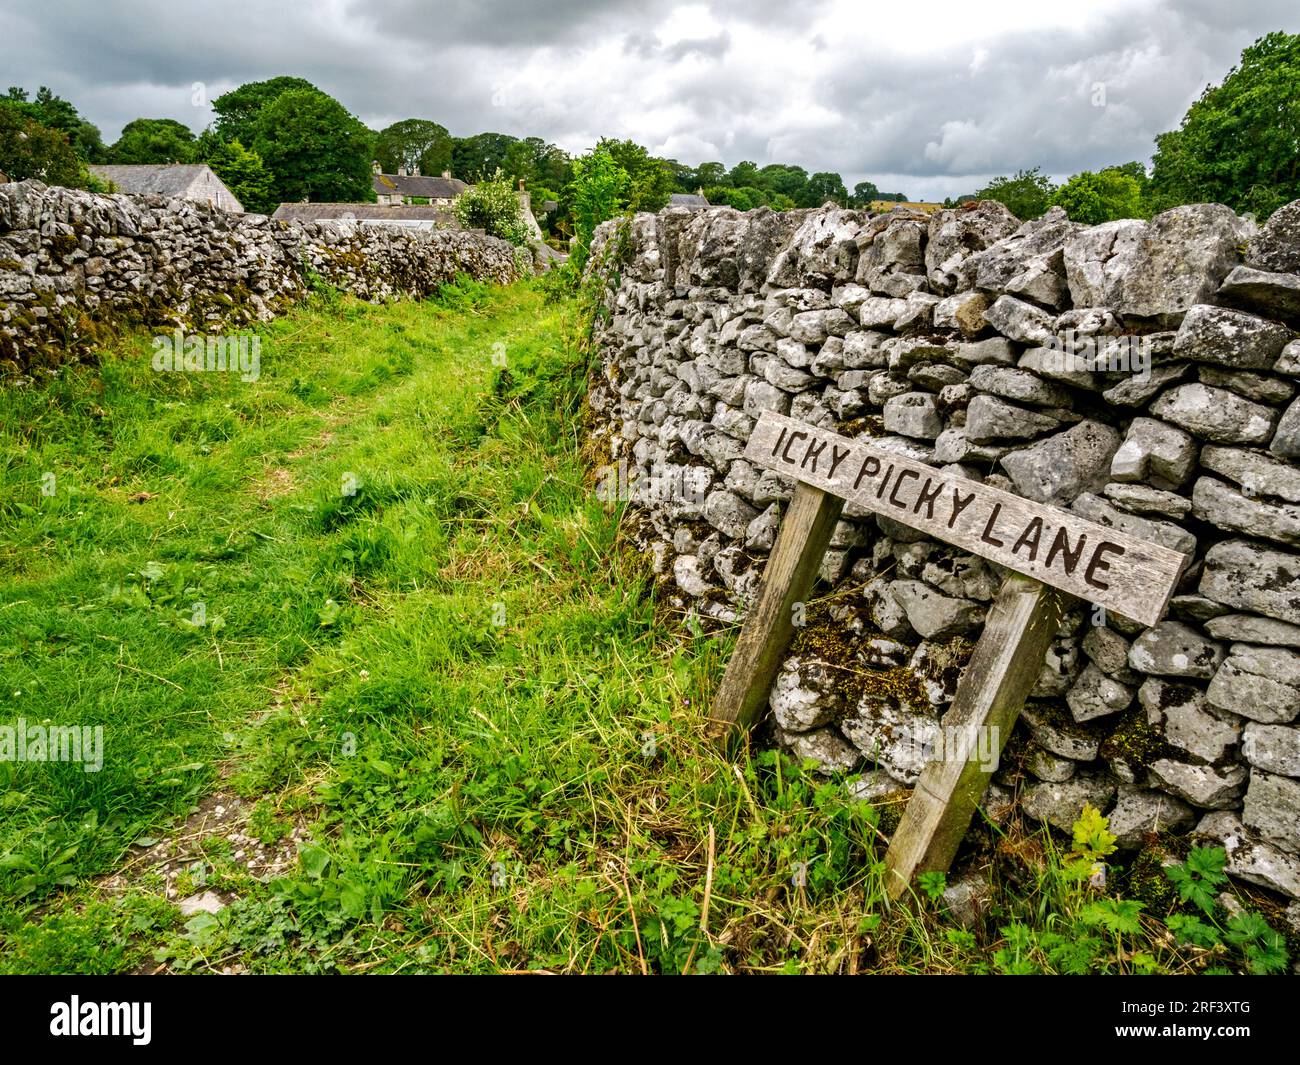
[
  {"left": 0, "top": 179, "right": 521, "bottom": 379},
  {"left": 588, "top": 197, "right": 1300, "bottom": 900}
]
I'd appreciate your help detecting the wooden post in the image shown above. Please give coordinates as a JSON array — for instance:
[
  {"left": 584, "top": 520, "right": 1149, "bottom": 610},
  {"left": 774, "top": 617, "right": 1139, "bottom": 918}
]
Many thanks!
[
  {"left": 707, "top": 481, "right": 843, "bottom": 746},
  {"left": 882, "top": 573, "right": 1068, "bottom": 900}
]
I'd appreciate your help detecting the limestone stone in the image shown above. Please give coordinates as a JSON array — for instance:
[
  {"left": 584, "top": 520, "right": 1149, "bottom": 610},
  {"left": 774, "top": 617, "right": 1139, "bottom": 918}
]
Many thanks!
[
  {"left": 1000, "top": 420, "right": 1120, "bottom": 505},
  {"left": 1149, "top": 384, "right": 1275, "bottom": 445},
  {"left": 1171, "top": 303, "right": 1293, "bottom": 370},
  {"left": 1206, "top": 645, "right": 1300, "bottom": 723}
]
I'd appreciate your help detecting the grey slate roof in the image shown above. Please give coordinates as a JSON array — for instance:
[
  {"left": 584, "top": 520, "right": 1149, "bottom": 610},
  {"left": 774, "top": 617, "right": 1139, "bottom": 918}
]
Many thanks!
[
  {"left": 669, "top": 192, "right": 710, "bottom": 209},
  {"left": 90, "top": 164, "right": 215, "bottom": 198},
  {"left": 372, "top": 173, "right": 468, "bottom": 199}
]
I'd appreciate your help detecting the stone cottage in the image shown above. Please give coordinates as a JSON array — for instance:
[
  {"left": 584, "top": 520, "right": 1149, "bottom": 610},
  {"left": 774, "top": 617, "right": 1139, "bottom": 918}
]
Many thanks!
[
  {"left": 371, "top": 163, "right": 467, "bottom": 207},
  {"left": 88, "top": 163, "right": 244, "bottom": 213}
]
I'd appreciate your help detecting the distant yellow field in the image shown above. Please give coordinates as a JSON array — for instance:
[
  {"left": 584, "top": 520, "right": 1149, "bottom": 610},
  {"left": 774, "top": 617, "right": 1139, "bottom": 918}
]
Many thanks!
[{"left": 869, "top": 200, "right": 943, "bottom": 214}]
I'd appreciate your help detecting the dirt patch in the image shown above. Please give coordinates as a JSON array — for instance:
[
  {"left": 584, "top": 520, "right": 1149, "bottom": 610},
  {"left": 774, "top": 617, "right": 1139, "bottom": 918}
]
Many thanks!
[
  {"left": 97, "top": 786, "right": 314, "bottom": 920},
  {"left": 253, "top": 467, "right": 295, "bottom": 500}
]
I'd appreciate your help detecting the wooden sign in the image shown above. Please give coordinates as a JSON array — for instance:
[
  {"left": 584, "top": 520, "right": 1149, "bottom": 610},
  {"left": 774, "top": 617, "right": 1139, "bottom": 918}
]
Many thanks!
[
  {"left": 707, "top": 411, "right": 1191, "bottom": 901},
  {"left": 745, "top": 411, "right": 1185, "bottom": 627}
]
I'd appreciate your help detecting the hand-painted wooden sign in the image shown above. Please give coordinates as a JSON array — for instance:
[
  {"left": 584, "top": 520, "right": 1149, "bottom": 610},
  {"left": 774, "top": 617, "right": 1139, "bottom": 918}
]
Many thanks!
[
  {"left": 708, "top": 411, "right": 1191, "bottom": 901},
  {"left": 745, "top": 411, "right": 1187, "bottom": 628}
]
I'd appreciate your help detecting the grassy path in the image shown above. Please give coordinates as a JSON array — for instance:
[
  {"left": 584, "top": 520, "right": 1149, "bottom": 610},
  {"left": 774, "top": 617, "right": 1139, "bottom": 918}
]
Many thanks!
[{"left": 0, "top": 280, "right": 896, "bottom": 974}]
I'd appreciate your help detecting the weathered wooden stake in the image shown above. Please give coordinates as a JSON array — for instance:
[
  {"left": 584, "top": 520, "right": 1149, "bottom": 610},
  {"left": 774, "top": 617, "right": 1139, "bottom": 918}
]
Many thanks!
[
  {"left": 707, "top": 481, "right": 843, "bottom": 746},
  {"left": 882, "top": 573, "right": 1067, "bottom": 900}
]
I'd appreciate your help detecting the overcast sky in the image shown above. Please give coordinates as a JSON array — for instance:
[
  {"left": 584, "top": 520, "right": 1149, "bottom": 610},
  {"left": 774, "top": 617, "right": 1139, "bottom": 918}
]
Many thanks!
[{"left": 3, "top": 0, "right": 1297, "bottom": 199}]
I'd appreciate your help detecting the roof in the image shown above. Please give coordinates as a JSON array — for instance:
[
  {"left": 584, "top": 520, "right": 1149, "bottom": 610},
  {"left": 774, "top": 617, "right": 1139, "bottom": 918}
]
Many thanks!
[
  {"left": 89, "top": 164, "right": 219, "bottom": 199},
  {"left": 271, "top": 202, "right": 457, "bottom": 225},
  {"left": 372, "top": 173, "right": 468, "bottom": 199},
  {"left": 669, "top": 192, "right": 710, "bottom": 209}
]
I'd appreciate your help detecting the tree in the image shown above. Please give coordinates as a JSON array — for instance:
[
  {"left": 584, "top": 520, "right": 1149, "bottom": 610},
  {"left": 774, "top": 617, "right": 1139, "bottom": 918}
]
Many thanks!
[
  {"left": 567, "top": 145, "right": 629, "bottom": 276},
  {"left": 250, "top": 89, "right": 374, "bottom": 204},
  {"left": 597, "top": 139, "right": 674, "bottom": 212},
  {"left": 1150, "top": 32, "right": 1300, "bottom": 218},
  {"left": 0, "top": 105, "right": 87, "bottom": 186},
  {"left": 801, "top": 171, "right": 848, "bottom": 207},
  {"left": 1051, "top": 167, "right": 1146, "bottom": 224},
  {"left": 760, "top": 164, "right": 809, "bottom": 200},
  {"left": 110, "top": 118, "right": 197, "bottom": 164},
  {"left": 2, "top": 85, "right": 105, "bottom": 162},
  {"left": 694, "top": 161, "right": 727, "bottom": 189},
  {"left": 374, "top": 118, "right": 453, "bottom": 175},
  {"left": 205, "top": 138, "right": 275, "bottom": 214},
  {"left": 452, "top": 133, "right": 518, "bottom": 182},
  {"left": 211, "top": 76, "right": 320, "bottom": 147},
  {"left": 852, "top": 180, "right": 880, "bottom": 207},
  {"left": 705, "top": 185, "right": 761, "bottom": 211},
  {"left": 728, "top": 160, "right": 762, "bottom": 189},
  {"left": 975, "top": 167, "right": 1058, "bottom": 220}
]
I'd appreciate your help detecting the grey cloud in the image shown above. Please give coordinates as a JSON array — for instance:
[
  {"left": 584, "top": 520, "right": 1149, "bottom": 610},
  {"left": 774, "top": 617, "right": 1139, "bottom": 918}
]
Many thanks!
[{"left": 1, "top": 0, "right": 1295, "bottom": 201}]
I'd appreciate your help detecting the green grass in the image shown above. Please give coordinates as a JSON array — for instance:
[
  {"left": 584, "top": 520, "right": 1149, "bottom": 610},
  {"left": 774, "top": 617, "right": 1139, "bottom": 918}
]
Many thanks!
[{"left": 0, "top": 278, "right": 1290, "bottom": 974}]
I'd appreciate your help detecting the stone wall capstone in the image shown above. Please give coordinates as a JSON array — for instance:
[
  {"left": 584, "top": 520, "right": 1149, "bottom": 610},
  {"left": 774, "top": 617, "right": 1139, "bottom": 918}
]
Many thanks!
[
  {"left": 588, "top": 198, "right": 1300, "bottom": 900},
  {"left": 0, "top": 179, "right": 521, "bottom": 378}
]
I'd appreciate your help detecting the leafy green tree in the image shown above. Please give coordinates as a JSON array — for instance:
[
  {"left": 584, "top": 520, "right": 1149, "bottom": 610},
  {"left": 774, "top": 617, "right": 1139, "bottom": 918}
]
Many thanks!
[
  {"left": 705, "top": 185, "right": 761, "bottom": 211},
  {"left": 250, "top": 89, "right": 374, "bottom": 204},
  {"left": 451, "top": 133, "right": 519, "bottom": 182},
  {"left": 1150, "top": 32, "right": 1300, "bottom": 218},
  {"left": 374, "top": 118, "right": 453, "bottom": 175},
  {"left": 694, "top": 161, "right": 727, "bottom": 189},
  {"left": 728, "top": 160, "right": 762, "bottom": 189},
  {"left": 801, "top": 171, "right": 848, "bottom": 207},
  {"left": 1051, "top": 167, "right": 1146, "bottom": 224},
  {"left": 851, "top": 180, "right": 880, "bottom": 207},
  {"left": 567, "top": 145, "right": 629, "bottom": 276},
  {"left": 205, "top": 138, "right": 275, "bottom": 213},
  {"left": 211, "top": 76, "right": 320, "bottom": 147},
  {"left": 2, "top": 86, "right": 106, "bottom": 162},
  {"left": 0, "top": 105, "right": 87, "bottom": 186},
  {"left": 975, "top": 167, "right": 1057, "bottom": 220},
  {"left": 760, "top": 164, "right": 809, "bottom": 201},
  {"left": 598, "top": 139, "right": 674, "bottom": 212},
  {"left": 110, "top": 118, "right": 197, "bottom": 164},
  {"left": 455, "top": 170, "right": 529, "bottom": 246}
]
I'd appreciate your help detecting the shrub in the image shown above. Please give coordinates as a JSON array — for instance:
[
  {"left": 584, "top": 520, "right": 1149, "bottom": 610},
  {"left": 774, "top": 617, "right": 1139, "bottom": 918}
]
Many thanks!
[{"left": 455, "top": 170, "right": 531, "bottom": 247}]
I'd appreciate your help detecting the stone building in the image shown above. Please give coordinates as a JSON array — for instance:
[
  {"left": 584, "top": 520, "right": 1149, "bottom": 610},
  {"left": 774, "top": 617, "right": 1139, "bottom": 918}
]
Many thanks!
[
  {"left": 371, "top": 163, "right": 467, "bottom": 206},
  {"left": 88, "top": 163, "right": 244, "bottom": 213}
]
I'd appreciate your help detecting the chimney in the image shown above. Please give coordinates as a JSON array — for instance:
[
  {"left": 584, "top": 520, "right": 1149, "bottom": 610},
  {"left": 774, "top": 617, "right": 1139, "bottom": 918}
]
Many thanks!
[
  {"left": 371, "top": 161, "right": 381, "bottom": 174},
  {"left": 397, "top": 165, "right": 408, "bottom": 177},
  {"left": 442, "top": 170, "right": 451, "bottom": 180},
  {"left": 518, "top": 179, "right": 525, "bottom": 191},
  {"left": 412, "top": 165, "right": 420, "bottom": 177}
]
